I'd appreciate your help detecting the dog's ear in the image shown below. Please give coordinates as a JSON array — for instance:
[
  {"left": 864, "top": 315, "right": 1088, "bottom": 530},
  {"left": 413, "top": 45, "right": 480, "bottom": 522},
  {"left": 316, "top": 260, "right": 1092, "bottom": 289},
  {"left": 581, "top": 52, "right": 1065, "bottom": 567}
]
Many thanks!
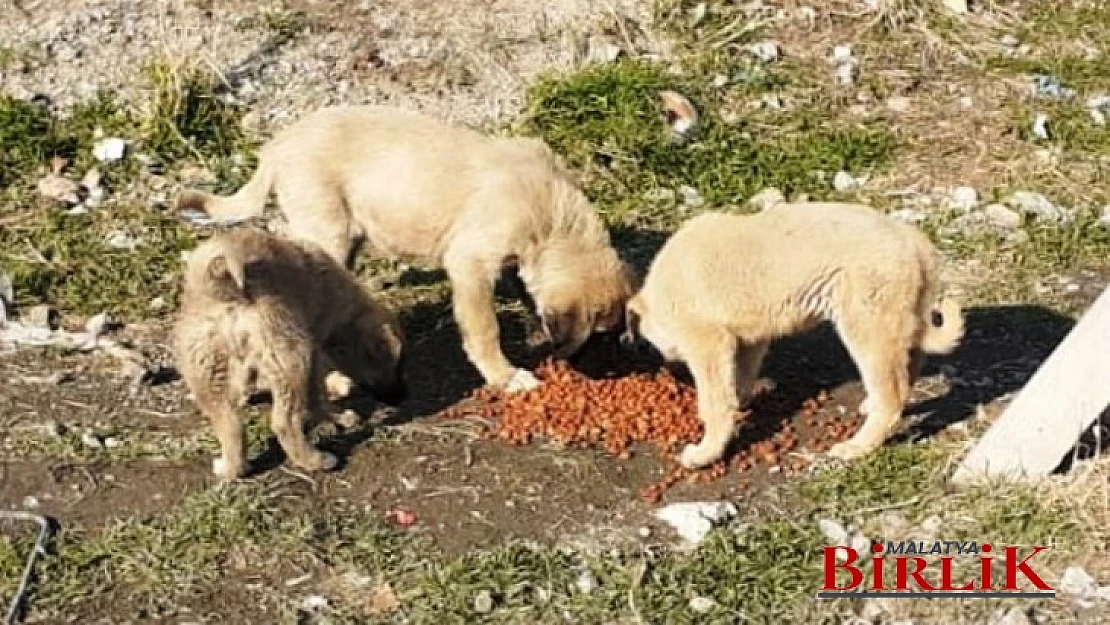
[{"left": 206, "top": 253, "right": 248, "bottom": 300}]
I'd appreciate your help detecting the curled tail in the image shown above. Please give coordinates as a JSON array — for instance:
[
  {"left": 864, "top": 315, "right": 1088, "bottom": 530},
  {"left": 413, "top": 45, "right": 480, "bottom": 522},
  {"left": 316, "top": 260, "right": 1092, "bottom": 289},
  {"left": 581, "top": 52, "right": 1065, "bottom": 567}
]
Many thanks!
[
  {"left": 177, "top": 157, "right": 275, "bottom": 223},
  {"left": 919, "top": 297, "right": 964, "bottom": 354}
]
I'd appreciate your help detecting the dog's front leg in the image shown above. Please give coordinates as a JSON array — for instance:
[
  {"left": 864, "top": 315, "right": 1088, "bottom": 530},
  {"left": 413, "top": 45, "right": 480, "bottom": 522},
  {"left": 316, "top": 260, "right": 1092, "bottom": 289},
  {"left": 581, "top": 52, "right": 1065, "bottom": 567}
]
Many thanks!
[
  {"left": 678, "top": 330, "right": 740, "bottom": 469},
  {"left": 447, "top": 260, "right": 540, "bottom": 392}
]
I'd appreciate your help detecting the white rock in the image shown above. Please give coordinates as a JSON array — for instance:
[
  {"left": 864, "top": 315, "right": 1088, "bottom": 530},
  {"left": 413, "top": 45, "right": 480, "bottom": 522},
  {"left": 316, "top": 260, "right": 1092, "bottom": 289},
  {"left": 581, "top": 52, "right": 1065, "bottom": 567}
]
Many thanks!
[
  {"left": 652, "top": 501, "right": 738, "bottom": 545},
  {"left": 878, "top": 512, "right": 910, "bottom": 538},
  {"left": 833, "top": 171, "right": 860, "bottom": 191},
  {"left": 959, "top": 96, "right": 974, "bottom": 109},
  {"left": 585, "top": 35, "right": 621, "bottom": 64},
  {"left": 81, "top": 431, "right": 104, "bottom": 449},
  {"left": 1087, "top": 95, "right": 1110, "bottom": 126},
  {"left": 949, "top": 186, "right": 979, "bottom": 211},
  {"left": 886, "top": 96, "right": 911, "bottom": 112},
  {"left": 942, "top": 0, "right": 968, "bottom": 14},
  {"left": 638, "top": 526, "right": 652, "bottom": 538},
  {"left": 984, "top": 204, "right": 1021, "bottom": 230},
  {"left": 473, "top": 589, "right": 494, "bottom": 613},
  {"left": 889, "top": 208, "right": 925, "bottom": 224},
  {"left": 105, "top": 230, "right": 139, "bottom": 250},
  {"left": 1008, "top": 191, "right": 1070, "bottom": 222},
  {"left": 1000, "top": 34, "right": 1020, "bottom": 48},
  {"left": 575, "top": 570, "right": 598, "bottom": 594},
  {"left": 818, "top": 518, "right": 850, "bottom": 546},
  {"left": 679, "top": 185, "right": 704, "bottom": 207},
  {"left": 1032, "top": 113, "right": 1050, "bottom": 139},
  {"left": 103, "top": 436, "right": 123, "bottom": 449},
  {"left": 92, "top": 137, "right": 127, "bottom": 162},
  {"left": 832, "top": 44, "right": 853, "bottom": 63},
  {"left": 1099, "top": 206, "right": 1110, "bottom": 227},
  {"left": 1060, "top": 566, "right": 1098, "bottom": 601},
  {"left": 749, "top": 40, "right": 779, "bottom": 62},
  {"left": 299, "top": 594, "right": 329, "bottom": 612},
  {"left": 22, "top": 495, "right": 40, "bottom": 509},
  {"left": 749, "top": 187, "right": 785, "bottom": 211},
  {"left": 918, "top": 515, "right": 943, "bottom": 538},
  {"left": 836, "top": 61, "right": 857, "bottom": 85},
  {"left": 689, "top": 596, "right": 716, "bottom": 614}
]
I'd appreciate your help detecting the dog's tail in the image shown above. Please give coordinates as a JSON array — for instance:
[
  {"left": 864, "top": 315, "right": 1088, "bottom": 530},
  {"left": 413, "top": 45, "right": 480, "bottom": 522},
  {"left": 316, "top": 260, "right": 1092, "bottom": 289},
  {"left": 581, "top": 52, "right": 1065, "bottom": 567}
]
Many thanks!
[
  {"left": 177, "top": 156, "right": 275, "bottom": 223},
  {"left": 919, "top": 297, "right": 964, "bottom": 355}
]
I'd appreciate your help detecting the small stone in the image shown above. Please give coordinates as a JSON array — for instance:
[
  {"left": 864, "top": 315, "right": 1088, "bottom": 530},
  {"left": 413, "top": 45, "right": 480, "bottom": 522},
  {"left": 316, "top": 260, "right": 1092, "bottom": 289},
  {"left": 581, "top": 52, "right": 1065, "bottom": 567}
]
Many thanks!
[
  {"left": 1008, "top": 191, "right": 1069, "bottom": 222},
  {"left": 942, "top": 0, "right": 968, "bottom": 14},
  {"left": 105, "top": 230, "right": 139, "bottom": 250},
  {"left": 688, "top": 2, "right": 708, "bottom": 26},
  {"left": 1099, "top": 206, "right": 1110, "bottom": 227},
  {"left": 103, "top": 436, "right": 124, "bottom": 449},
  {"left": 1000, "top": 34, "right": 1020, "bottom": 48},
  {"left": 1033, "top": 74, "right": 1075, "bottom": 99},
  {"left": 299, "top": 595, "right": 329, "bottom": 612},
  {"left": 1087, "top": 95, "right": 1110, "bottom": 126},
  {"left": 918, "top": 515, "right": 943, "bottom": 538},
  {"left": 748, "top": 187, "right": 785, "bottom": 211},
  {"left": 638, "top": 526, "right": 652, "bottom": 538},
  {"left": 149, "top": 296, "right": 167, "bottom": 311},
  {"left": 43, "top": 420, "right": 66, "bottom": 437},
  {"left": 832, "top": 44, "right": 853, "bottom": 63},
  {"left": 575, "top": 570, "right": 598, "bottom": 594},
  {"left": 878, "top": 512, "right": 910, "bottom": 538},
  {"left": 1060, "top": 566, "right": 1098, "bottom": 598},
  {"left": 886, "top": 96, "right": 911, "bottom": 112},
  {"left": 836, "top": 62, "right": 857, "bottom": 85},
  {"left": 949, "top": 186, "right": 979, "bottom": 212},
  {"left": 1032, "top": 113, "right": 1050, "bottom": 139},
  {"left": 818, "top": 518, "right": 850, "bottom": 546},
  {"left": 984, "top": 203, "right": 1021, "bottom": 229},
  {"left": 81, "top": 431, "right": 104, "bottom": 449},
  {"left": 679, "top": 185, "right": 704, "bottom": 207},
  {"left": 473, "top": 589, "right": 494, "bottom": 613},
  {"left": 92, "top": 137, "right": 127, "bottom": 162},
  {"left": 959, "top": 96, "right": 974, "bottom": 109},
  {"left": 833, "top": 171, "right": 860, "bottom": 191},
  {"left": 37, "top": 174, "right": 81, "bottom": 205},
  {"left": 584, "top": 34, "right": 622, "bottom": 64},
  {"left": 749, "top": 40, "right": 779, "bottom": 62},
  {"left": 889, "top": 208, "right": 925, "bottom": 224},
  {"left": 22, "top": 495, "right": 40, "bottom": 509},
  {"left": 689, "top": 596, "right": 716, "bottom": 614}
]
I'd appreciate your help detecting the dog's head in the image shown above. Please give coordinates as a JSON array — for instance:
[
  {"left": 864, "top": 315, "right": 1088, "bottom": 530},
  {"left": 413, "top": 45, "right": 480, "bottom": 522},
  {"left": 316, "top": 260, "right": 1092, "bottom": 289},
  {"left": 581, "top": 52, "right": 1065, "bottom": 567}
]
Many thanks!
[
  {"left": 532, "top": 253, "right": 638, "bottom": 359},
  {"left": 327, "top": 307, "right": 408, "bottom": 405}
]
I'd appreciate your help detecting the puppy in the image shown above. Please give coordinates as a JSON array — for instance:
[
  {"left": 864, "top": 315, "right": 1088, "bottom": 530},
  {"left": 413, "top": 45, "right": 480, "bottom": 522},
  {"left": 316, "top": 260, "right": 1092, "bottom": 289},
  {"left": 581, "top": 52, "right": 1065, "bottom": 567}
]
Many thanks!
[
  {"left": 178, "top": 105, "right": 636, "bottom": 393},
  {"left": 622, "top": 202, "right": 965, "bottom": 468},
  {"left": 174, "top": 228, "right": 407, "bottom": 481}
]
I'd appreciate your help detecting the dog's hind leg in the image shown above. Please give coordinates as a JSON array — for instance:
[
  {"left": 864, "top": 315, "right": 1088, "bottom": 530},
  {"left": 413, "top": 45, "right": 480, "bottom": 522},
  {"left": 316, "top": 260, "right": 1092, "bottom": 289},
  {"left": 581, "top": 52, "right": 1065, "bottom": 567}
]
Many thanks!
[
  {"left": 829, "top": 309, "right": 914, "bottom": 461},
  {"left": 735, "top": 340, "right": 769, "bottom": 408},
  {"left": 183, "top": 355, "right": 247, "bottom": 480},
  {"left": 677, "top": 327, "right": 740, "bottom": 469}
]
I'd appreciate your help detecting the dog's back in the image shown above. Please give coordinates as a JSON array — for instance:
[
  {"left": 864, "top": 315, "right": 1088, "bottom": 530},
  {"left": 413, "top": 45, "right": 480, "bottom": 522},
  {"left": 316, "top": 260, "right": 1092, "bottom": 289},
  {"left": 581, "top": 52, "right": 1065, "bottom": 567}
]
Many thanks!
[{"left": 640, "top": 203, "right": 942, "bottom": 337}]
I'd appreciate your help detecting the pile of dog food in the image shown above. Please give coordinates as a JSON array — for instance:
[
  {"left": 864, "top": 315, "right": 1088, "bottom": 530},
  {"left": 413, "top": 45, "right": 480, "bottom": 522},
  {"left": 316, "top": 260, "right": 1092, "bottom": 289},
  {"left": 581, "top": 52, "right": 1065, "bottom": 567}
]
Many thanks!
[{"left": 446, "top": 359, "right": 861, "bottom": 502}]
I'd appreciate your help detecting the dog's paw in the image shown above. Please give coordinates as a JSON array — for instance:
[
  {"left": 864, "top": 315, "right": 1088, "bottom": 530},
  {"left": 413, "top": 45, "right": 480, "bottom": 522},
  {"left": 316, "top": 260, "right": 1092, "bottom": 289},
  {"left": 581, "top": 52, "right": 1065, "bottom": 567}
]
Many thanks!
[
  {"left": 333, "top": 409, "right": 361, "bottom": 429},
  {"left": 504, "top": 368, "right": 541, "bottom": 393},
  {"left": 325, "top": 371, "right": 356, "bottom": 401},
  {"left": 212, "top": 456, "right": 243, "bottom": 481},
  {"left": 679, "top": 442, "right": 722, "bottom": 470},
  {"left": 827, "top": 440, "right": 872, "bottom": 461}
]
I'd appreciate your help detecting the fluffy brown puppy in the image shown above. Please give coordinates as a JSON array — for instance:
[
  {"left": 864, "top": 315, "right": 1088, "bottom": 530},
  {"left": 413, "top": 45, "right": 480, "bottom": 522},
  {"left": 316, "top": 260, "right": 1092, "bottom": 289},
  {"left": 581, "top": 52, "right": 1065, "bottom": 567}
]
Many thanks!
[
  {"left": 622, "top": 202, "right": 965, "bottom": 468},
  {"left": 178, "top": 105, "right": 635, "bottom": 392},
  {"left": 174, "top": 227, "right": 406, "bottom": 481}
]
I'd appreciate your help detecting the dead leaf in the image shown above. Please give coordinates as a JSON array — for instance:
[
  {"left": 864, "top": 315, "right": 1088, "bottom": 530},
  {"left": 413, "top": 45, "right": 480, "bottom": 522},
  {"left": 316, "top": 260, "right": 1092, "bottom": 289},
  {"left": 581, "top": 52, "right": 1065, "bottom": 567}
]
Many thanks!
[{"left": 368, "top": 582, "right": 401, "bottom": 615}]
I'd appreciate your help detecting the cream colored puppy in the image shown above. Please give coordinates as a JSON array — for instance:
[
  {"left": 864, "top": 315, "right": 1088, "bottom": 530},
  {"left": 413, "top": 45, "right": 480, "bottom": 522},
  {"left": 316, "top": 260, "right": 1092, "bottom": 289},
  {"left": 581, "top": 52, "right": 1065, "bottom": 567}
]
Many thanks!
[
  {"left": 178, "top": 105, "right": 635, "bottom": 393},
  {"left": 622, "top": 203, "right": 965, "bottom": 468},
  {"left": 174, "top": 228, "right": 407, "bottom": 481}
]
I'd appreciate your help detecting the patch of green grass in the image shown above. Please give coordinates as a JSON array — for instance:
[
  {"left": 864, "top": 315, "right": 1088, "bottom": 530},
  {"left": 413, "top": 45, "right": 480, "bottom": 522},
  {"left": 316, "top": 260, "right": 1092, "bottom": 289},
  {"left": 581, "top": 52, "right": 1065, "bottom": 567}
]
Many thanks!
[
  {"left": 519, "top": 60, "right": 895, "bottom": 229},
  {"left": 0, "top": 533, "right": 29, "bottom": 600},
  {"left": 140, "top": 56, "right": 254, "bottom": 179},
  {"left": 0, "top": 208, "right": 194, "bottom": 316},
  {"left": 800, "top": 442, "right": 949, "bottom": 519},
  {"left": 0, "top": 92, "right": 139, "bottom": 190},
  {"left": 237, "top": 6, "right": 311, "bottom": 46}
]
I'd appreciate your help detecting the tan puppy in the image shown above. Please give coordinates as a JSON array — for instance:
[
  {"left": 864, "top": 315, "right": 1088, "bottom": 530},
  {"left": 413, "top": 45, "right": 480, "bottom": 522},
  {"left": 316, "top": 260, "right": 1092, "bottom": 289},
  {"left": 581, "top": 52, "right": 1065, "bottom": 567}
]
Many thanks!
[
  {"left": 622, "top": 203, "right": 965, "bottom": 468},
  {"left": 174, "top": 228, "right": 407, "bottom": 481},
  {"left": 178, "top": 105, "right": 636, "bottom": 392}
]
